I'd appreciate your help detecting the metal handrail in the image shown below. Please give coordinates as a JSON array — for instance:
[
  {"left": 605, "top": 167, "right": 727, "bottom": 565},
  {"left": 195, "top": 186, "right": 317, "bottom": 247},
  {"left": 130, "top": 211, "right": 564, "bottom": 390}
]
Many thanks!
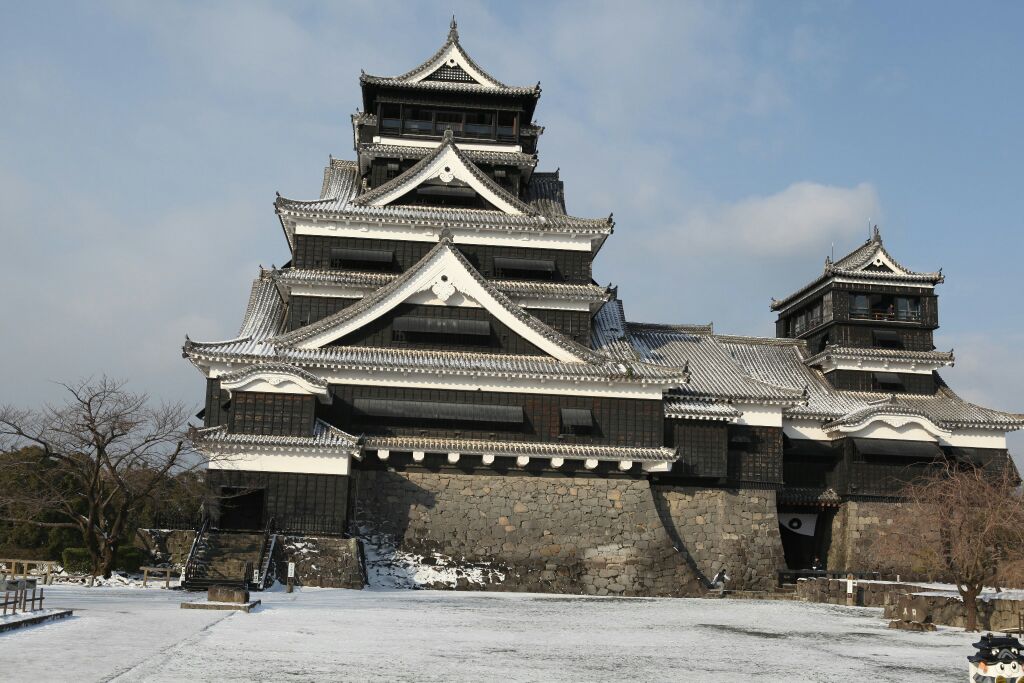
[
  {"left": 252, "top": 517, "right": 275, "bottom": 590},
  {"left": 182, "top": 515, "right": 210, "bottom": 586}
]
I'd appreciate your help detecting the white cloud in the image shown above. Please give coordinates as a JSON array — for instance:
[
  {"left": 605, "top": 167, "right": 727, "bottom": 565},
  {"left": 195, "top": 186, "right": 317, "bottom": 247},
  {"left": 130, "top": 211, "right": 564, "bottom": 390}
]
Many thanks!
[{"left": 676, "top": 181, "right": 880, "bottom": 254}]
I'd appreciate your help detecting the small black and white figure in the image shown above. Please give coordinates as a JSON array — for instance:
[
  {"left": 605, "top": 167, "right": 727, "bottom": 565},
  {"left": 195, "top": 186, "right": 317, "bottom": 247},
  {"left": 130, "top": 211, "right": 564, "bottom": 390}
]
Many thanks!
[{"left": 968, "top": 633, "right": 1024, "bottom": 682}]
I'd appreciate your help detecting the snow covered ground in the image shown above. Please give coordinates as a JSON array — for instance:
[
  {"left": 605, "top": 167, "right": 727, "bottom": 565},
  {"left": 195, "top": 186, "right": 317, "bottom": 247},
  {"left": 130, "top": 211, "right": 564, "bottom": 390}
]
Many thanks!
[{"left": 0, "top": 585, "right": 980, "bottom": 682}]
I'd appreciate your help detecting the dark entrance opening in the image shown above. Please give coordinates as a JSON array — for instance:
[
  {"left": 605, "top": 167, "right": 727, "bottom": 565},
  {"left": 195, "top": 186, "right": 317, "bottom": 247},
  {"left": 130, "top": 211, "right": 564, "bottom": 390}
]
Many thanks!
[
  {"left": 778, "top": 507, "right": 835, "bottom": 570},
  {"left": 218, "top": 487, "right": 266, "bottom": 530}
]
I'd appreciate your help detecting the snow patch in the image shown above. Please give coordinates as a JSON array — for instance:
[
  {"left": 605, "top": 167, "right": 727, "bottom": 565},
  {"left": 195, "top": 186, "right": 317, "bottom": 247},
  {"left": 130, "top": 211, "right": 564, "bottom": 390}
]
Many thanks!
[{"left": 359, "top": 531, "right": 506, "bottom": 590}]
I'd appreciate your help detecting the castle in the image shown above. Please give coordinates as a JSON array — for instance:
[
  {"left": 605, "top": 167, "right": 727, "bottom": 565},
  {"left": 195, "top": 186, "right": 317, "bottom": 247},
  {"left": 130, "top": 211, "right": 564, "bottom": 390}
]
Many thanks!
[{"left": 181, "top": 21, "right": 1023, "bottom": 594}]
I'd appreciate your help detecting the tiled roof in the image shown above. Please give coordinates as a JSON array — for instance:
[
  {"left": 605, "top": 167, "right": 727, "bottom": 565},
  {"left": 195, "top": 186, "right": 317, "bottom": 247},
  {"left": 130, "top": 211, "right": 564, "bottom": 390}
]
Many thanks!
[
  {"left": 607, "top": 318, "right": 806, "bottom": 404},
  {"left": 777, "top": 487, "right": 843, "bottom": 506},
  {"left": 771, "top": 227, "right": 944, "bottom": 311},
  {"left": 217, "top": 362, "right": 328, "bottom": 390},
  {"left": 359, "top": 20, "right": 539, "bottom": 97},
  {"left": 524, "top": 172, "right": 566, "bottom": 216},
  {"left": 273, "top": 267, "right": 611, "bottom": 304},
  {"left": 276, "top": 155, "right": 611, "bottom": 234},
  {"left": 271, "top": 238, "right": 602, "bottom": 360},
  {"left": 185, "top": 262, "right": 686, "bottom": 386},
  {"left": 803, "top": 345, "right": 955, "bottom": 369},
  {"left": 357, "top": 143, "right": 537, "bottom": 168},
  {"left": 362, "top": 435, "right": 677, "bottom": 463},
  {"left": 664, "top": 398, "right": 742, "bottom": 422},
  {"left": 714, "top": 335, "right": 1024, "bottom": 431},
  {"left": 190, "top": 419, "right": 360, "bottom": 453}
]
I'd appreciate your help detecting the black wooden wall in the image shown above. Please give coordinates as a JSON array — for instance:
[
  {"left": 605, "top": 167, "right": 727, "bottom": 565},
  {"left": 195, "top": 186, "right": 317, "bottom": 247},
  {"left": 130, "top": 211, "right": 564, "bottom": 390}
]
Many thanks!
[
  {"left": 228, "top": 392, "right": 316, "bottom": 437},
  {"left": 728, "top": 425, "right": 784, "bottom": 485},
  {"left": 664, "top": 420, "right": 783, "bottom": 486},
  {"left": 206, "top": 469, "right": 348, "bottom": 535},
  {"left": 287, "top": 294, "right": 591, "bottom": 346},
  {"left": 293, "top": 235, "right": 594, "bottom": 283},
  {"left": 322, "top": 384, "right": 664, "bottom": 447},
  {"left": 288, "top": 296, "right": 358, "bottom": 331},
  {"left": 665, "top": 420, "right": 728, "bottom": 479},
  {"left": 204, "top": 379, "right": 230, "bottom": 428},
  {"left": 824, "top": 370, "right": 937, "bottom": 395},
  {"left": 331, "top": 302, "right": 547, "bottom": 355}
]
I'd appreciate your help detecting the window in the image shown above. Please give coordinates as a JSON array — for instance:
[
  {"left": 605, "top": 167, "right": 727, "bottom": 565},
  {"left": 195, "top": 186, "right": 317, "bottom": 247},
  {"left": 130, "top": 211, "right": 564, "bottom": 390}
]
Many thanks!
[
  {"left": 464, "top": 111, "right": 494, "bottom": 138},
  {"left": 329, "top": 247, "right": 394, "bottom": 270},
  {"left": 849, "top": 292, "right": 921, "bottom": 321},
  {"left": 380, "top": 104, "right": 401, "bottom": 133},
  {"left": 391, "top": 315, "right": 492, "bottom": 347},
  {"left": 353, "top": 398, "right": 523, "bottom": 428},
  {"left": 497, "top": 111, "right": 517, "bottom": 141},
  {"left": 493, "top": 256, "right": 556, "bottom": 280},
  {"left": 873, "top": 371, "right": 905, "bottom": 392},
  {"left": 850, "top": 294, "right": 870, "bottom": 317},
  {"left": 872, "top": 329, "right": 903, "bottom": 350},
  {"left": 560, "top": 408, "right": 594, "bottom": 436}
]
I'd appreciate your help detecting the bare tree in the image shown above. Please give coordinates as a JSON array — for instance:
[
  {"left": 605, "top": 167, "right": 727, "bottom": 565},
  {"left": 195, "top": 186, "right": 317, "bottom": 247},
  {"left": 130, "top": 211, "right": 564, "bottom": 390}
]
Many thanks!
[
  {"left": 0, "top": 377, "right": 206, "bottom": 579},
  {"left": 872, "top": 461, "right": 1024, "bottom": 631}
]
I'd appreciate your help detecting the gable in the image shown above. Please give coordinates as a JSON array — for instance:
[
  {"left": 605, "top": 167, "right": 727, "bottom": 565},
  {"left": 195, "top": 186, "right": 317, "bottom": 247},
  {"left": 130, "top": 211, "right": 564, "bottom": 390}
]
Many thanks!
[
  {"left": 851, "top": 246, "right": 910, "bottom": 276},
  {"left": 329, "top": 301, "right": 546, "bottom": 356},
  {"left": 278, "top": 240, "right": 594, "bottom": 364},
  {"left": 425, "top": 63, "right": 475, "bottom": 84},
  {"left": 355, "top": 141, "right": 529, "bottom": 215},
  {"left": 407, "top": 41, "right": 503, "bottom": 88}
]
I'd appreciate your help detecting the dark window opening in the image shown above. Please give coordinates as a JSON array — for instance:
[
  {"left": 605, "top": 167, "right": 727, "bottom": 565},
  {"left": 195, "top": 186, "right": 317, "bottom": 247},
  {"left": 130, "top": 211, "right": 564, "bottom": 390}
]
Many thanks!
[
  {"left": 353, "top": 398, "right": 523, "bottom": 429},
  {"left": 380, "top": 104, "right": 401, "bottom": 134},
  {"left": 728, "top": 432, "right": 759, "bottom": 452},
  {"left": 329, "top": 247, "right": 394, "bottom": 270},
  {"left": 395, "top": 180, "right": 500, "bottom": 210},
  {"left": 494, "top": 256, "right": 556, "bottom": 280},
  {"left": 849, "top": 292, "right": 922, "bottom": 322},
  {"left": 788, "top": 298, "right": 824, "bottom": 336},
  {"left": 392, "top": 315, "right": 492, "bottom": 347},
  {"left": 872, "top": 371, "right": 905, "bottom": 393},
  {"left": 497, "top": 111, "right": 517, "bottom": 141},
  {"left": 560, "top": 408, "right": 594, "bottom": 436},
  {"left": 872, "top": 329, "right": 904, "bottom": 350}
]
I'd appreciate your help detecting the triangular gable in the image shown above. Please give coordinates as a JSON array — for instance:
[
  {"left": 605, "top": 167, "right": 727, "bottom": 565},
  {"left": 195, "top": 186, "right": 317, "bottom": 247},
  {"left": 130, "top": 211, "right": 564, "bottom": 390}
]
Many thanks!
[
  {"left": 831, "top": 227, "right": 941, "bottom": 281},
  {"left": 352, "top": 133, "right": 535, "bottom": 216},
  {"left": 393, "top": 19, "right": 507, "bottom": 89},
  {"left": 845, "top": 242, "right": 915, "bottom": 277},
  {"left": 273, "top": 238, "right": 598, "bottom": 364}
]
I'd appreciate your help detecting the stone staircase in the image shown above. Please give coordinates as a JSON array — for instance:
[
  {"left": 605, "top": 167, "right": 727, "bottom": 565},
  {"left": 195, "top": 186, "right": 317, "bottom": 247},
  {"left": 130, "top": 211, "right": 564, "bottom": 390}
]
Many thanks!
[{"left": 182, "top": 531, "right": 267, "bottom": 592}]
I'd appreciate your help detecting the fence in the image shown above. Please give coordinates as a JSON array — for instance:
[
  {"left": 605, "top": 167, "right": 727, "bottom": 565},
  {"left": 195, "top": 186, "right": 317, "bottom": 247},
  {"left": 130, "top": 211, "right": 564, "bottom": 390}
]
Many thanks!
[
  {"left": 0, "top": 559, "right": 56, "bottom": 585},
  {"left": 2, "top": 580, "right": 46, "bottom": 617}
]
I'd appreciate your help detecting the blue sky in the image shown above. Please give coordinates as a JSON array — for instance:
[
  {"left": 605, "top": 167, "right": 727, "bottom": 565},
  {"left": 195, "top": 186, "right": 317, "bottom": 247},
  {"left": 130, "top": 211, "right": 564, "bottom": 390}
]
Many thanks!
[{"left": 1, "top": 1, "right": 1021, "bottom": 453}]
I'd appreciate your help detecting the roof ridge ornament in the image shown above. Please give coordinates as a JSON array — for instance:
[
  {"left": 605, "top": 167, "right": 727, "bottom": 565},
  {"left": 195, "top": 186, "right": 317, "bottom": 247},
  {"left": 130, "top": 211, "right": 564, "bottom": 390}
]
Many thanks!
[
  {"left": 872, "top": 224, "right": 882, "bottom": 243},
  {"left": 449, "top": 15, "right": 459, "bottom": 42}
]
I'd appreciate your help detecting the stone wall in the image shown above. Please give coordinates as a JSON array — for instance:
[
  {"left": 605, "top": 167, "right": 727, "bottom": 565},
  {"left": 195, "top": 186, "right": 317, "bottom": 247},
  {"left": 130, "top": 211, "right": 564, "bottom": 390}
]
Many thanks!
[
  {"left": 350, "top": 467, "right": 785, "bottom": 596},
  {"left": 134, "top": 529, "right": 196, "bottom": 567},
  {"left": 275, "top": 535, "right": 365, "bottom": 589},
  {"left": 827, "top": 501, "right": 900, "bottom": 573}
]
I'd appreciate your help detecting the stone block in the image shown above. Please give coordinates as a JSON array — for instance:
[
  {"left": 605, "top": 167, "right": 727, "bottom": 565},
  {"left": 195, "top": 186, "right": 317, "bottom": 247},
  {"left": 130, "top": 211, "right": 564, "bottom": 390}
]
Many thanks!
[{"left": 208, "top": 585, "right": 249, "bottom": 603}]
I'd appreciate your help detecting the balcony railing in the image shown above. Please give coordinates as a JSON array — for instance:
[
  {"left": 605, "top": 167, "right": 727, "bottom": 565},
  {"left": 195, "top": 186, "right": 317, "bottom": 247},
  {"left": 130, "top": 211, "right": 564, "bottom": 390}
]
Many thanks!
[{"left": 850, "top": 309, "right": 922, "bottom": 322}]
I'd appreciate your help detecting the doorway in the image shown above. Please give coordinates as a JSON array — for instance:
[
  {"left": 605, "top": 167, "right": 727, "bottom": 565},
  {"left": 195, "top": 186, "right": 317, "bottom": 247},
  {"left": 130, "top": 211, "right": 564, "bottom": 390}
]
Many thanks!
[
  {"left": 218, "top": 487, "right": 266, "bottom": 530},
  {"left": 778, "top": 507, "right": 834, "bottom": 570}
]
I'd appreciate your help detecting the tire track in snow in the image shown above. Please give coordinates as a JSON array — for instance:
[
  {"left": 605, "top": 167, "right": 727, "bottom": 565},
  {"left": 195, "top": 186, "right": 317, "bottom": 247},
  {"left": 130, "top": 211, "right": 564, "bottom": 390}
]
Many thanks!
[{"left": 100, "top": 610, "right": 237, "bottom": 682}]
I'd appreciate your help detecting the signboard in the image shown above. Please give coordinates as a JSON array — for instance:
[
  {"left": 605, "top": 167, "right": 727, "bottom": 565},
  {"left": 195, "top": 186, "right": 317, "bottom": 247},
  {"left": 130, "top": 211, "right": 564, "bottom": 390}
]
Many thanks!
[
  {"left": 252, "top": 569, "right": 260, "bottom": 584},
  {"left": 288, "top": 562, "right": 296, "bottom": 579}
]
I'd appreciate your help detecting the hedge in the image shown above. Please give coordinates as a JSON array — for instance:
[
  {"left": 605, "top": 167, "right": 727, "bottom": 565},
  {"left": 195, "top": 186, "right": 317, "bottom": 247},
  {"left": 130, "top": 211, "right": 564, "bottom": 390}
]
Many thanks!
[{"left": 61, "top": 546, "right": 148, "bottom": 574}]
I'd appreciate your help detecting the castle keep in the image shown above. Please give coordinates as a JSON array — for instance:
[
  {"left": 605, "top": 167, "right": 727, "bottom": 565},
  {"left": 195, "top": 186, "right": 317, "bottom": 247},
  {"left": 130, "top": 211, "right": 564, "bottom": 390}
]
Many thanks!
[{"left": 181, "top": 21, "right": 1023, "bottom": 594}]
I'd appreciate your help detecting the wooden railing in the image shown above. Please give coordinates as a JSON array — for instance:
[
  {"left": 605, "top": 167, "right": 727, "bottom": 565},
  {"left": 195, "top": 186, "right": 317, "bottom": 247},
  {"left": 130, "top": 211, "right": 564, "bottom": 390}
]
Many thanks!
[
  {"left": 0, "top": 559, "right": 56, "bottom": 585},
  {"left": 2, "top": 580, "right": 46, "bottom": 616}
]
